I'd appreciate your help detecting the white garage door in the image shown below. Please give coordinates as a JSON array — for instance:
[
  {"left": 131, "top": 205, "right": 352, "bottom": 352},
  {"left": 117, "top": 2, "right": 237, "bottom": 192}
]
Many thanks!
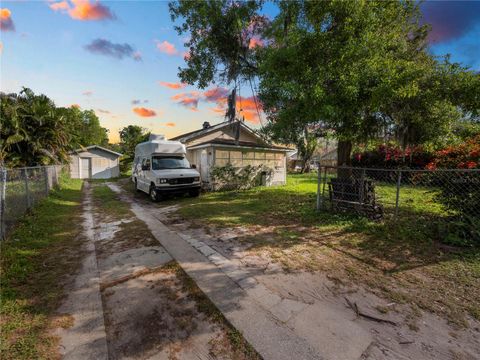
[{"left": 92, "top": 158, "right": 111, "bottom": 179}]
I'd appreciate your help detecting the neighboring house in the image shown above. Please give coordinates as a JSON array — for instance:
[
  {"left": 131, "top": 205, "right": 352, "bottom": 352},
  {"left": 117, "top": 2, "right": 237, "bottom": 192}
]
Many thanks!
[
  {"left": 69, "top": 145, "right": 122, "bottom": 179},
  {"left": 170, "top": 120, "right": 290, "bottom": 187},
  {"left": 319, "top": 148, "right": 337, "bottom": 167}
]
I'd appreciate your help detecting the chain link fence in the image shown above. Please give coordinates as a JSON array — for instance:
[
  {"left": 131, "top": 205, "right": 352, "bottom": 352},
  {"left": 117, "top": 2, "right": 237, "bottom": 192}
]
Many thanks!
[
  {"left": 316, "top": 165, "right": 480, "bottom": 244},
  {"left": 0, "top": 165, "right": 66, "bottom": 239}
]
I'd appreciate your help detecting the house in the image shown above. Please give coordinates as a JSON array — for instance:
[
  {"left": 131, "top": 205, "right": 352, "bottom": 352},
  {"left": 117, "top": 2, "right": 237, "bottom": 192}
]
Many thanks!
[
  {"left": 319, "top": 148, "right": 337, "bottom": 167},
  {"left": 69, "top": 145, "right": 122, "bottom": 179},
  {"left": 170, "top": 121, "right": 290, "bottom": 187}
]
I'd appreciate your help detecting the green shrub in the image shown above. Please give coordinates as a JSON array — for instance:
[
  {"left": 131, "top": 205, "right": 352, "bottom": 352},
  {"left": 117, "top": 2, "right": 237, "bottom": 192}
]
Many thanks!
[{"left": 210, "top": 164, "right": 272, "bottom": 191}]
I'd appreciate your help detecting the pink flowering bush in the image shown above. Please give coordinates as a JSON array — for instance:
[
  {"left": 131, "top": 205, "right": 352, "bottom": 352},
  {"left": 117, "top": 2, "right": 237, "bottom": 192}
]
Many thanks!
[{"left": 352, "top": 144, "right": 433, "bottom": 169}]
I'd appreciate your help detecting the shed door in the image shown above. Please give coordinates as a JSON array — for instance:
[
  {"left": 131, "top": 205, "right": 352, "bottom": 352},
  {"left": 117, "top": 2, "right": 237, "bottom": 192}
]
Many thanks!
[{"left": 80, "top": 158, "right": 91, "bottom": 179}]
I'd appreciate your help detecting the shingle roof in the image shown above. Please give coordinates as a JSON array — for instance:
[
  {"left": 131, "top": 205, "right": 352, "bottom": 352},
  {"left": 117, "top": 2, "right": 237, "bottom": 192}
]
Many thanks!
[
  {"left": 189, "top": 138, "right": 291, "bottom": 151},
  {"left": 71, "top": 145, "right": 122, "bottom": 157}
]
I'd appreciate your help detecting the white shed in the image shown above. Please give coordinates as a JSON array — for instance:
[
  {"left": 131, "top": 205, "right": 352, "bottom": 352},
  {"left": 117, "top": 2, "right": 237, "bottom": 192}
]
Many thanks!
[{"left": 69, "top": 145, "right": 122, "bottom": 179}]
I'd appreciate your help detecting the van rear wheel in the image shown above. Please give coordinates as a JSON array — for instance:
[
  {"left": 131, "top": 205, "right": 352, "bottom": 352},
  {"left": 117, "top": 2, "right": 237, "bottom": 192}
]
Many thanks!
[{"left": 149, "top": 185, "right": 161, "bottom": 202}]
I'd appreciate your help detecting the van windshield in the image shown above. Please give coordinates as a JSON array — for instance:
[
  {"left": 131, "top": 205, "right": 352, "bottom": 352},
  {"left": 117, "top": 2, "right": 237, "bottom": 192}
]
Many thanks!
[{"left": 152, "top": 156, "right": 190, "bottom": 170}]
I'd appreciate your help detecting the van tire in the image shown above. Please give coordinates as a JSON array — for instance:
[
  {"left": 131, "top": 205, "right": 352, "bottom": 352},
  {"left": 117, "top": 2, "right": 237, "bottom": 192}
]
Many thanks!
[
  {"left": 149, "top": 185, "right": 161, "bottom": 202},
  {"left": 134, "top": 179, "right": 140, "bottom": 192},
  {"left": 188, "top": 189, "right": 200, "bottom": 198}
]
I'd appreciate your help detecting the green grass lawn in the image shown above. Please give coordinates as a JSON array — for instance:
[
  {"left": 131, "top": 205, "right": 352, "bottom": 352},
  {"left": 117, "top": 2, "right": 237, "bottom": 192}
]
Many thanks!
[
  {"left": 172, "top": 173, "right": 480, "bottom": 327},
  {"left": 0, "top": 174, "right": 84, "bottom": 359}
]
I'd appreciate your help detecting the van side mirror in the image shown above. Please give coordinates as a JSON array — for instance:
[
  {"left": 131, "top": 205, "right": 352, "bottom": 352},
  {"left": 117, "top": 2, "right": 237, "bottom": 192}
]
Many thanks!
[
  {"left": 142, "top": 164, "right": 150, "bottom": 171},
  {"left": 191, "top": 164, "right": 197, "bottom": 169}
]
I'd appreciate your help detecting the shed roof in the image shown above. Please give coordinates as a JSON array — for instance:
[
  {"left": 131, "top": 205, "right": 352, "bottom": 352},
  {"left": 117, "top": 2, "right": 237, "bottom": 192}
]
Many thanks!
[{"left": 71, "top": 145, "right": 122, "bottom": 157}]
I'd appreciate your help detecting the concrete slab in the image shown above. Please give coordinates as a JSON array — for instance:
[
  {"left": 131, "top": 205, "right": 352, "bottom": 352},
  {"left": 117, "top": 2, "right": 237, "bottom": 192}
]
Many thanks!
[
  {"left": 97, "top": 246, "right": 172, "bottom": 283},
  {"left": 121, "top": 193, "right": 323, "bottom": 360},
  {"left": 237, "top": 276, "right": 258, "bottom": 290},
  {"left": 288, "top": 303, "right": 373, "bottom": 360},
  {"left": 196, "top": 244, "right": 217, "bottom": 257},
  {"left": 269, "top": 298, "right": 308, "bottom": 323},
  {"left": 57, "top": 185, "right": 108, "bottom": 360}
]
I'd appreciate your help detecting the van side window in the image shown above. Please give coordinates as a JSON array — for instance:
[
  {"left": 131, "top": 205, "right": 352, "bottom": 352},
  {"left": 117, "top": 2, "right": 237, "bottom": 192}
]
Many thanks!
[{"left": 142, "top": 158, "right": 151, "bottom": 170}]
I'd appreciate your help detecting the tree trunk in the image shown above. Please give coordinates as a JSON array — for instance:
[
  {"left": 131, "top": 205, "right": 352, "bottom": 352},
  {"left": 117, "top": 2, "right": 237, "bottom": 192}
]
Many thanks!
[{"left": 337, "top": 140, "right": 352, "bottom": 178}]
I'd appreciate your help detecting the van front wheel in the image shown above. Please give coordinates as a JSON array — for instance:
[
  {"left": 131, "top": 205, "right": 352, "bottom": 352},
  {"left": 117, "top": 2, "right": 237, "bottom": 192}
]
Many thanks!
[
  {"left": 188, "top": 189, "right": 200, "bottom": 198},
  {"left": 149, "top": 185, "right": 161, "bottom": 202}
]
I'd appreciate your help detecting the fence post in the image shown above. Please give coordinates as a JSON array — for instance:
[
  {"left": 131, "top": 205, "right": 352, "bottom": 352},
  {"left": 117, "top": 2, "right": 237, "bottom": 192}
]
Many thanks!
[
  {"left": 44, "top": 166, "right": 50, "bottom": 195},
  {"left": 316, "top": 164, "right": 322, "bottom": 211},
  {"left": 395, "top": 170, "right": 402, "bottom": 218},
  {"left": 24, "top": 168, "right": 31, "bottom": 209},
  {"left": 0, "top": 168, "right": 7, "bottom": 240},
  {"left": 54, "top": 165, "right": 59, "bottom": 186},
  {"left": 359, "top": 168, "right": 366, "bottom": 203}
]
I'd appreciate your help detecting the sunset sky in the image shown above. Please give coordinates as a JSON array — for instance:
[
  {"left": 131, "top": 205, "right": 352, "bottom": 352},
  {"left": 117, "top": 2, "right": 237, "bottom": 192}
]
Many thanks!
[{"left": 1, "top": 1, "right": 479, "bottom": 143}]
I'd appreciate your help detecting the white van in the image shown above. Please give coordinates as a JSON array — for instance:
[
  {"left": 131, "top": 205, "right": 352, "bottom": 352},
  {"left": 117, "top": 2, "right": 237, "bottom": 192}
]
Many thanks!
[{"left": 132, "top": 134, "right": 201, "bottom": 201}]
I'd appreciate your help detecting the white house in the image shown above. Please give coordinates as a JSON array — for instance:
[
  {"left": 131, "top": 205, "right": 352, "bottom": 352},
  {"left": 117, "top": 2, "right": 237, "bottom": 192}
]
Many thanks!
[
  {"left": 170, "top": 120, "right": 290, "bottom": 187},
  {"left": 69, "top": 145, "right": 122, "bottom": 179}
]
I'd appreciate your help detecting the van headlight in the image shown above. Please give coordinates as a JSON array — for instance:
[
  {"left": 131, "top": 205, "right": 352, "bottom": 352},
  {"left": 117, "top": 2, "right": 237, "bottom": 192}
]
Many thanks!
[
  {"left": 194, "top": 177, "right": 200, "bottom": 182},
  {"left": 158, "top": 178, "right": 167, "bottom": 184}
]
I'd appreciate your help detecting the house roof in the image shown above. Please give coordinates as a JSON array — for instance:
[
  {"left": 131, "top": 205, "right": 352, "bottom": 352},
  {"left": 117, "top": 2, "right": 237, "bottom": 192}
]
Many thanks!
[
  {"left": 71, "top": 145, "right": 122, "bottom": 157},
  {"left": 171, "top": 120, "right": 294, "bottom": 152},
  {"left": 188, "top": 138, "right": 291, "bottom": 151},
  {"left": 320, "top": 148, "right": 337, "bottom": 160},
  {"left": 170, "top": 120, "right": 264, "bottom": 143}
]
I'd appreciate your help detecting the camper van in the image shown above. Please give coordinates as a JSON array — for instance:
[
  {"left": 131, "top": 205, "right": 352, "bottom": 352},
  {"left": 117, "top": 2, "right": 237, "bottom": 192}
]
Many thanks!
[{"left": 132, "top": 134, "right": 201, "bottom": 201}]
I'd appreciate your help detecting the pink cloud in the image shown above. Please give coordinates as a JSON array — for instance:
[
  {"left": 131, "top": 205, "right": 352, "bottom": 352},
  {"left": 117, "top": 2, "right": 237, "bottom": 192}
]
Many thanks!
[
  {"left": 203, "top": 87, "right": 229, "bottom": 103},
  {"left": 133, "top": 107, "right": 157, "bottom": 117},
  {"left": 165, "top": 122, "right": 176, "bottom": 127},
  {"left": 49, "top": 1, "right": 69, "bottom": 11},
  {"left": 248, "top": 37, "right": 264, "bottom": 49},
  {"left": 82, "top": 90, "right": 93, "bottom": 96},
  {"left": 0, "top": 8, "right": 15, "bottom": 31},
  {"left": 158, "top": 81, "right": 187, "bottom": 90},
  {"left": 155, "top": 40, "right": 178, "bottom": 55},
  {"left": 171, "top": 92, "right": 200, "bottom": 111},
  {"left": 48, "top": 0, "right": 115, "bottom": 21}
]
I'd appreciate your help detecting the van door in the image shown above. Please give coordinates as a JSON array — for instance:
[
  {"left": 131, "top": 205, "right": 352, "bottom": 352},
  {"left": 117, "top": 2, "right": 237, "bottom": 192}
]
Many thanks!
[{"left": 139, "top": 158, "right": 151, "bottom": 192}]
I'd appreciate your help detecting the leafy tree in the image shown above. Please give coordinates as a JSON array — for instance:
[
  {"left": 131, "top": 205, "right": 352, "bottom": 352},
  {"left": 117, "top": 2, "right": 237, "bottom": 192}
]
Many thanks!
[
  {"left": 1, "top": 88, "right": 111, "bottom": 167},
  {"left": 119, "top": 125, "right": 150, "bottom": 159},
  {"left": 170, "top": 0, "right": 479, "bottom": 172},
  {"left": 0, "top": 88, "right": 70, "bottom": 166},
  {"left": 261, "top": 119, "right": 321, "bottom": 173},
  {"left": 169, "top": 0, "right": 265, "bottom": 88},
  {"left": 56, "top": 106, "right": 109, "bottom": 150}
]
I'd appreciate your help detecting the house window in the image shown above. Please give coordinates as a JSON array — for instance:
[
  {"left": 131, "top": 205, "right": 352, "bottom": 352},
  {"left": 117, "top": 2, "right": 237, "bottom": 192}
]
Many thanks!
[
  {"left": 230, "top": 151, "right": 242, "bottom": 167},
  {"left": 243, "top": 151, "right": 255, "bottom": 166},
  {"left": 254, "top": 151, "right": 265, "bottom": 166},
  {"left": 214, "top": 149, "right": 283, "bottom": 168},
  {"left": 215, "top": 150, "right": 230, "bottom": 166},
  {"left": 275, "top": 153, "right": 285, "bottom": 168}
]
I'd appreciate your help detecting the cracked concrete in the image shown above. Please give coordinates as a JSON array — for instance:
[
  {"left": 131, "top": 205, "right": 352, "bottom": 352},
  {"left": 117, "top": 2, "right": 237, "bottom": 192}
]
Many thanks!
[{"left": 107, "top": 183, "right": 375, "bottom": 360}]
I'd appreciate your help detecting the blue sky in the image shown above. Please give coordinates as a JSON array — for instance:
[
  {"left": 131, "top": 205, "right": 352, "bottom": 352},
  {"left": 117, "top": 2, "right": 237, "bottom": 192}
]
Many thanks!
[{"left": 1, "top": 1, "right": 479, "bottom": 143}]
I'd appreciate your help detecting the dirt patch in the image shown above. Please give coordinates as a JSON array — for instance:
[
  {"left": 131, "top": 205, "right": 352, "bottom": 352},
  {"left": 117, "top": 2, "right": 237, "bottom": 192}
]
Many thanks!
[
  {"left": 89, "top": 182, "right": 259, "bottom": 360},
  {"left": 152, "top": 205, "right": 480, "bottom": 359},
  {"left": 102, "top": 262, "right": 259, "bottom": 360}
]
